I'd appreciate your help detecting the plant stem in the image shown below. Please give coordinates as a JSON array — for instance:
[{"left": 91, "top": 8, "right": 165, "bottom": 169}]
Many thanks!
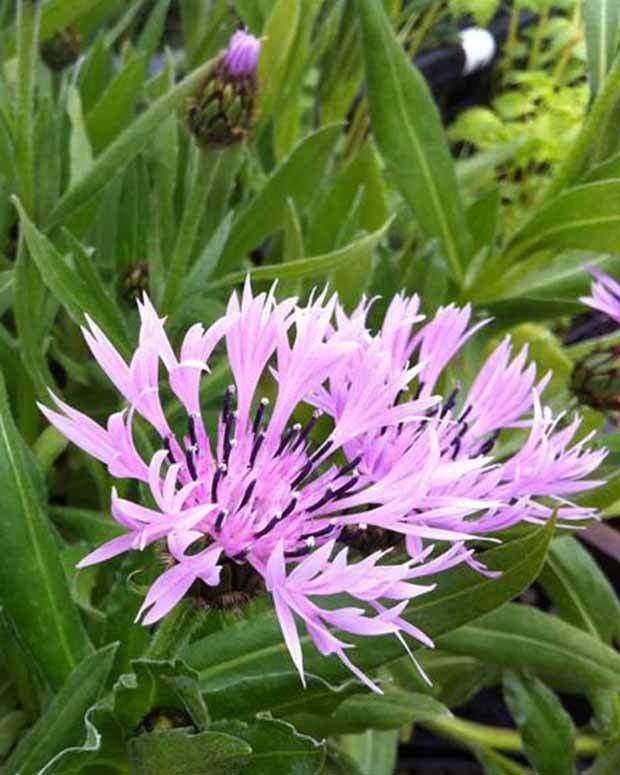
[
  {"left": 160, "top": 147, "right": 220, "bottom": 312},
  {"left": 422, "top": 716, "right": 601, "bottom": 756},
  {"left": 145, "top": 600, "right": 204, "bottom": 660},
  {"left": 543, "top": 52, "right": 620, "bottom": 201}
]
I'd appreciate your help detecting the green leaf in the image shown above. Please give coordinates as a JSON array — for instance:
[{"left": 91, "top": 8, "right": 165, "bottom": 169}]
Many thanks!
[
  {"left": 0, "top": 373, "right": 92, "bottom": 691},
  {"left": 6, "top": 643, "right": 117, "bottom": 775},
  {"left": 206, "top": 672, "right": 365, "bottom": 722},
  {"left": 46, "top": 54, "right": 218, "bottom": 228},
  {"left": 290, "top": 690, "right": 450, "bottom": 737},
  {"left": 0, "top": 710, "right": 27, "bottom": 759},
  {"left": 66, "top": 85, "right": 94, "bottom": 186},
  {"left": 503, "top": 671, "right": 576, "bottom": 775},
  {"left": 357, "top": 0, "right": 472, "bottom": 285},
  {"left": 14, "top": 198, "right": 130, "bottom": 356},
  {"left": 187, "top": 520, "right": 554, "bottom": 689},
  {"left": 210, "top": 222, "right": 390, "bottom": 290},
  {"left": 585, "top": 0, "right": 620, "bottom": 98},
  {"left": 15, "top": 0, "right": 40, "bottom": 216},
  {"left": 257, "top": 0, "right": 301, "bottom": 126},
  {"left": 539, "top": 536, "right": 620, "bottom": 645},
  {"left": 582, "top": 149, "right": 620, "bottom": 183},
  {"left": 127, "top": 729, "right": 252, "bottom": 775},
  {"left": 340, "top": 730, "right": 399, "bottom": 775},
  {"left": 504, "top": 181, "right": 620, "bottom": 262},
  {"left": 49, "top": 505, "right": 124, "bottom": 544},
  {"left": 322, "top": 742, "right": 366, "bottom": 775},
  {"left": 217, "top": 125, "right": 341, "bottom": 275},
  {"left": 212, "top": 717, "right": 326, "bottom": 775},
  {"left": 85, "top": 53, "right": 148, "bottom": 154},
  {"left": 439, "top": 603, "right": 620, "bottom": 692}
]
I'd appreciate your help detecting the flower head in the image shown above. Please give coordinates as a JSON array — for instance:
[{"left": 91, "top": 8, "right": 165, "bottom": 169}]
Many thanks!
[
  {"left": 40, "top": 283, "right": 604, "bottom": 690},
  {"left": 186, "top": 29, "right": 261, "bottom": 148}
]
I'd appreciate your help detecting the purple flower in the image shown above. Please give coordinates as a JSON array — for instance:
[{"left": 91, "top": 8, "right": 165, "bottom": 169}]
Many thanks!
[
  {"left": 39, "top": 283, "right": 605, "bottom": 689},
  {"left": 224, "top": 29, "right": 261, "bottom": 78},
  {"left": 581, "top": 266, "right": 620, "bottom": 324}
]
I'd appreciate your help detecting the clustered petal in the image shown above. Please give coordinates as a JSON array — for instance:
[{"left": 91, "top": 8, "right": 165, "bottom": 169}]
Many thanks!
[{"left": 41, "top": 281, "right": 604, "bottom": 691}]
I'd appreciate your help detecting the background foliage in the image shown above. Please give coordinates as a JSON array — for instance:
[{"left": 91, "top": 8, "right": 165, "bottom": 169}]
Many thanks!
[{"left": 0, "top": 0, "right": 619, "bottom": 772}]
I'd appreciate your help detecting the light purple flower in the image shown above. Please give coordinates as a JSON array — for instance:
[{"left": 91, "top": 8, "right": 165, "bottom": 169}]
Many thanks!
[
  {"left": 224, "top": 29, "right": 261, "bottom": 78},
  {"left": 41, "top": 281, "right": 497, "bottom": 690},
  {"left": 581, "top": 266, "right": 620, "bottom": 324}
]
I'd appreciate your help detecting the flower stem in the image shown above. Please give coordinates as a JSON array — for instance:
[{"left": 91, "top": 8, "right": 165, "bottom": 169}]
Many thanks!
[
  {"left": 145, "top": 600, "right": 203, "bottom": 661},
  {"left": 422, "top": 716, "right": 601, "bottom": 757},
  {"left": 160, "top": 147, "right": 221, "bottom": 313}
]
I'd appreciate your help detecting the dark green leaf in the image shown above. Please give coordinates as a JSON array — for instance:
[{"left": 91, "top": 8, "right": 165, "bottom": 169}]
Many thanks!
[
  {"left": 0, "top": 373, "right": 92, "bottom": 691},
  {"left": 503, "top": 670, "right": 576, "bottom": 775},
  {"left": 585, "top": 0, "right": 620, "bottom": 98},
  {"left": 539, "top": 536, "right": 620, "bottom": 644},
  {"left": 357, "top": 0, "right": 471, "bottom": 285},
  {"left": 439, "top": 603, "right": 620, "bottom": 692},
  {"left": 7, "top": 643, "right": 117, "bottom": 775},
  {"left": 127, "top": 729, "right": 252, "bottom": 775},
  {"left": 504, "top": 181, "right": 620, "bottom": 262},
  {"left": 212, "top": 717, "right": 326, "bottom": 775}
]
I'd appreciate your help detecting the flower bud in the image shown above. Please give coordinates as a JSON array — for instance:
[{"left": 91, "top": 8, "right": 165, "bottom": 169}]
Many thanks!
[
  {"left": 186, "top": 30, "right": 261, "bottom": 149},
  {"left": 571, "top": 346, "right": 620, "bottom": 412},
  {"left": 40, "top": 25, "right": 81, "bottom": 71}
]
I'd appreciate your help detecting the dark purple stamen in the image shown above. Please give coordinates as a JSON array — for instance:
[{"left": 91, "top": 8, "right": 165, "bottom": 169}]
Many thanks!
[
  {"left": 451, "top": 438, "right": 461, "bottom": 460},
  {"left": 238, "top": 479, "right": 256, "bottom": 510},
  {"left": 188, "top": 414, "right": 198, "bottom": 446},
  {"left": 285, "top": 546, "right": 312, "bottom": 559},
  {"left": 291, "top": 411, "right": 320, "bottom": 451},
  {"left": 275, "top": 423, "right": 300, "bottom": 456},
  {"left": 301, "top": 523, "right": 335, "bottom": 541},
  {"left": 211, "top": 464, "right": 226, "bottom": 502},
  {"left": 252, "top": 397, "right": 269, "bottom": 436},
  {"left": 337, "top": 456, "right": 361, "bottom": 478},
  {"left": 221, "top": 384, "right": 235, "bottom": 424},
  {"left": 413, "top": 381, "right": 425, "bottom": 400},
  {"left": 459, "top": 405, "right": 473, "bottom": 423},
  {"left": 164, "top": 435, "right": 176, "bottom": 462},
  {"left": 254, "top": 514, "right": 281, "bottom": 539},
  {"left": 185, "top": 446, "right": 198, "bottom": 479},
  {"left": 441, "top": 387, "right": 460, "bottom": 417},
  {"left": 310, "top": 439, "right": 333, "bottom": 463},
  {"left": 307, "top": 487, "right": 334, "bottom": 513},
  {"left": 332, "top": 476, "right": 359, "bottom": 499},
  {"left": 249, "top": 432, "right": 264, "bottom": 468},
  {"left": 291, "top": 461, "right": 313, "bottom": 489},
  {"left": 281, "top": 496, "right": 297, "bottom": 519},
  {"left": 477, "top": 430, "right": 500, "bottom": 456},
  {"left": 214, "top": 510, "right": 227, "bottom": 531}
]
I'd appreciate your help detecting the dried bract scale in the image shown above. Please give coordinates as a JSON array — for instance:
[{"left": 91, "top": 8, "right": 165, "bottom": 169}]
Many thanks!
[{"left": 187, "top": 30, "right": 261, "bottom": 149}]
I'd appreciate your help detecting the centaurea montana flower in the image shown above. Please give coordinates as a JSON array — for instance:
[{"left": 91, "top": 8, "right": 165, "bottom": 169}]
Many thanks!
[
  {"left": 41, "top": 282, "right": 494, "bottom": 690},
  {"left": 314, "top": 294, "right": 605, "bottom": 559}
]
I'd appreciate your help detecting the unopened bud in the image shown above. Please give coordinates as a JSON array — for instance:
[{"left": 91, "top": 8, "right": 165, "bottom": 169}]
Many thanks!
[
  {"left": 40, "top": 25, "right": 81, "bottom": 71},
  {"left": 186, "top": 30, "right": 261, "bottom": 149},
  {"left": 571, "top": 346, "right": 620, "bottom": 412}
]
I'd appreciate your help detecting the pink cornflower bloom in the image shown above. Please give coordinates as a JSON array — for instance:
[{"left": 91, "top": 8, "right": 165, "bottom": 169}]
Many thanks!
[
  {"left": 581, "top": 266, "right": 620, "bottom": 324},
  {"left": 315, "top": 295, "right": 605, "bottom": 559},
  {"left": 40, "top": 282, "right": 493, "bottom": 690}
]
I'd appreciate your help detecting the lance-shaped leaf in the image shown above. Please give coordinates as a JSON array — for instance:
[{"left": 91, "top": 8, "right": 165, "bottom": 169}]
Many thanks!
[
  {"left": 356, "top": 0, "right": 472, "bottom": 285},
  {"left": 187, "top": 520, "right": 554, "bottom": 689},
  {"left": 0, "top": 373, "right": 92, "bottom": 691}
]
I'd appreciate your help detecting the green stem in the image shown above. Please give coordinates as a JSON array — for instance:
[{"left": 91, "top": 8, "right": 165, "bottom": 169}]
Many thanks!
[
  {"left": 543, "top": 52, "right": 620, "bottom": 202},
  {"left": 160, "top": 147, "right": 220, "bottom": 313},
  {"left": 16, "top": 0, "right": 41, "bottom": 218},
  {"left": 423, "top": 716, "right": 601, "bottom": 757},
  {"left": 527, "top": 2, "right": 549, "bottom": 71},
  {"left": 145, "top": 600, "right": 203, "bottom": 660}
]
